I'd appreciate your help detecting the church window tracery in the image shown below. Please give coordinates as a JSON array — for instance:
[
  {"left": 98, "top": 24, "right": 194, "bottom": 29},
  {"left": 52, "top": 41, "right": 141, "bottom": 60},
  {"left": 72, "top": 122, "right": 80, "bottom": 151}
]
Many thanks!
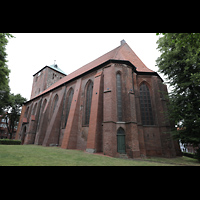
[
  {"left": 84, "top": 80, "right": 93, "bottom": 126},
  {"left": 64, "top": 88, "right": 74, "bottom": 127},
  {"left": 139, "top": 82, "right": 154, "bottom": 125},
  {"left": 116, "top": 72, "right": 123, "bottom": 121},
  {"left": 52, "top": 94, "right": 58, "bottom": 115}
]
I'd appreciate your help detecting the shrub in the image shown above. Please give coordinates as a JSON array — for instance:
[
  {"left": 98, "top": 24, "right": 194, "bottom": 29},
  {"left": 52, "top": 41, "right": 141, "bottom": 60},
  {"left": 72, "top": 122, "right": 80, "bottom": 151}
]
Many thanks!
[
  {"left": 0, "top": 139, "right": 21, "bottom": 145},
  {"left": 182, "top": 152, "right": 195, "bottom": 158},
  {"left": 195, "top": 148, "right": 200, "bottom": 162}
]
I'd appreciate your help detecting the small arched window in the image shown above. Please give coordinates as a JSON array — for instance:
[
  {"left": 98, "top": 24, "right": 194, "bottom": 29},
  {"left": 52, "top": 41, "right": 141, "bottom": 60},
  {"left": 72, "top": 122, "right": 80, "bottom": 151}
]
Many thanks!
[
  {"left": 85, "top": 80, "right": 93, "bottom": 125},
  {"left": 116, "top": 73, "right": 122, "bottom": 121},
  {"left": 139, "top": 83, "right": 154, "bottom": 125},
  {"left": 64, "top": 88, "right": 74, "bottom": 127}
]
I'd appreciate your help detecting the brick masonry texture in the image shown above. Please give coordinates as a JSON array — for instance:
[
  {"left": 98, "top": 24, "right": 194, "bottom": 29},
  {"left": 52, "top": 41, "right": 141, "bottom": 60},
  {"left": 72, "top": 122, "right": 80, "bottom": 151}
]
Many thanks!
[{"left": 15, "top": 41, "right": 181, "bottom": 158}]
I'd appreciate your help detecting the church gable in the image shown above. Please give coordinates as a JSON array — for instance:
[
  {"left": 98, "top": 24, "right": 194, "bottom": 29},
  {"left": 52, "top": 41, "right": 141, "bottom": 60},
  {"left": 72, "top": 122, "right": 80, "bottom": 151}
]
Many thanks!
[{"left": 113, "top": 42, "right": 154, "bottom": 72}]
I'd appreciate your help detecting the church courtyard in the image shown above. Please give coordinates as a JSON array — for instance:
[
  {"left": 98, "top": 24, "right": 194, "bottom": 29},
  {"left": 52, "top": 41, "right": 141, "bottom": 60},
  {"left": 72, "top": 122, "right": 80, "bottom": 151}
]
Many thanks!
[{"left": 0, "top": 145, "right": 199, "bottom": 166}]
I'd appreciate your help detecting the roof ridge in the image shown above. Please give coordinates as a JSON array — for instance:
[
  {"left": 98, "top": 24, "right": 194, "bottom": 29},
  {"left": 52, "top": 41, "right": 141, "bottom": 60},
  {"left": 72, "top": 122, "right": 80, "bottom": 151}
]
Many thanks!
[
  {"left": 64, "top": 44, "right": 122, "bottom": 77},
  {"left": 114, "top": 42, "right": 154, "bottom": 72},
  {"left": 30, "top": 41, "right": 154, "bottom": 100},
  {"left": 113, "top": 43, "right": 124, "bottom": 59}
]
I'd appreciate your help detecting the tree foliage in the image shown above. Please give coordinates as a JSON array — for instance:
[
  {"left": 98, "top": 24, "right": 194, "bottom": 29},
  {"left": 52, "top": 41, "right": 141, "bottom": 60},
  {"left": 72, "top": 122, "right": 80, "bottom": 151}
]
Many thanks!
[
  {"left": 2, "top": 93, "right": 26, "bottom": 139},
  {"left": 156, "top": 33, "right": 200, "bottom": 149},
  {"left": 0, "top": 33, "right": 14, "bottom": 114},
  {"left": 0, "top": 33, "right": 27, "bottom": 139}
]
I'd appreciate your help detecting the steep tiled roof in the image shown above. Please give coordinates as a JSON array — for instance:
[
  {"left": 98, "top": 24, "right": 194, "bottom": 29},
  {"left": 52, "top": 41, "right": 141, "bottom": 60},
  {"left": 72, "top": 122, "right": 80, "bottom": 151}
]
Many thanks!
[
  {"left": 31, "top": 41, "right": 154, "bottom": 100},
  {"left": 113, "top": 42, "right": 154, "bottom": 72}
]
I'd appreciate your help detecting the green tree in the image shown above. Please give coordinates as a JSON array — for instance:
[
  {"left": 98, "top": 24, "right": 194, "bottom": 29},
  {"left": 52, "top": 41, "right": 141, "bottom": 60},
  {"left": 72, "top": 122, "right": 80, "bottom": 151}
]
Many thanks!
[
  {"left": 156, "top": 33, "right": 200, "bottom": 154},
  {"left": 2, "top": 93, "right": 26, "bottom": 139},
  {"left": 0, "top": 33, "right": 14, "bottom": 114}
]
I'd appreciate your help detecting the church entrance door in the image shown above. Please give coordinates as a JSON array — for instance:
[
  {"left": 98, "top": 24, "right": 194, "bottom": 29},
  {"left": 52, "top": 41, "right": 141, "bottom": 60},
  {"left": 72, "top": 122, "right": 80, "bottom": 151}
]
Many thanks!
[{"left": 117, "top": 128, "right": 126, "bottom": 154}]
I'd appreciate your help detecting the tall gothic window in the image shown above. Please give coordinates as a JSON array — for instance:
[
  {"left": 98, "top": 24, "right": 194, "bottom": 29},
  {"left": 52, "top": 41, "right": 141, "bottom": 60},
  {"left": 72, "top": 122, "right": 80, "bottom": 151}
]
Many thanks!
[
  {"left": 38, "top": 99, "right": 47, "bottom": 129},
  {"left": 85, "top": 80, "right": 93, "bottom": 125},
  {"left": 52, "top": 94, "right": 58, "bottom": 115},
  {"left": 116, "top": 73, "right": 123, "bottom": 121},
  {"left": 24, "top": 106, "right": 29, "bottom": 118},
  {"left": 42, "top": 99, "right": 47, "bottom": 114},
  {"left": 64, "top": 88, "right": 74, "bottom": 127},
  {"left": 32, "top": 103, "right": 37, "bottom": 115},
  {"left": 139, "top": 83, "right": 154, "bottom": 125}
]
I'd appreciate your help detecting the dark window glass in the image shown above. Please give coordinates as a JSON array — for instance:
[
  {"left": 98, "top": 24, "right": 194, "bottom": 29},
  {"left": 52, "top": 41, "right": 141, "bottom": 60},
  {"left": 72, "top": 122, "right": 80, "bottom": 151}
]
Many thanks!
[
  {"left": 116, "top": 73, "right": 122, "bottom": 121},
  {"left": 52, "top": 94, "right": 58, "bottom": 113},
  {"left": 139, "top": 83, "right": 154, "bottom": 125},
  {"left": 85, "top": 81, "right": 93, "bottom": 125},
  {"left": 24, "top": 106, "right": 29, "bottom": 118},
  {"left": 117, "top": 127, "right": 125, "bottom": 135},
  {"left": 32, "top": 103, "right": 37, "bottom": 115},
  {"left": 38, "top": 99, "right": 47, "bottom": 129},
  {"left": 65, "top": 88, "right": 74, "bottom": 127}
]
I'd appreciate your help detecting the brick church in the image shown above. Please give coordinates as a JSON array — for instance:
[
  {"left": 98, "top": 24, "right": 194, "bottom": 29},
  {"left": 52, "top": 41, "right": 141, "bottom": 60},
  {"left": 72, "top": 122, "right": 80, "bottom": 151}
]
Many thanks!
[{"left": 15, "top": 40, "right": 181, "bottom": 158}]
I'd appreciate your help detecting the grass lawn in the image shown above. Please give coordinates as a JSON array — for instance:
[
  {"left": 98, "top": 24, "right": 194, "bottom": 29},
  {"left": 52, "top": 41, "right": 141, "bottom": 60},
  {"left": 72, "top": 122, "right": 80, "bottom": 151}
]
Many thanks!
[{"left": 0, "top": 145, "right": 200, "bottom": 166}]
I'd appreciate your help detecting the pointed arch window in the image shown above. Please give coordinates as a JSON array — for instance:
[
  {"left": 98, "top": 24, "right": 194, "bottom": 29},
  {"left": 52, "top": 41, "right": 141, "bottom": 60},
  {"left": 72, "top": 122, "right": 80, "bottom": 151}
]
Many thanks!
[
  {"left": 32, "top": 103, "right": 37, "bottom": 115},
  {"left": 38, "top": 99, "right": 47, "bottom": 129},
  {"left": 64, "top": 88, "right": 74, "bottom": 127},
  {"left": 139, "top": 83, "right": 154, "bottom": 125},
  {"left": 116, "top": 73, "right": 123, "bottom": 121},
  {"left": 24, "top": 106, "right": 29, "bottom": 118},
  {"left": 42, "top": 99, "right": 47, "bottom": 114},
  {"left": 85, "top": 80, "right": 93, "bottom": 126},
  {"left": 51, "top": 94, "right": 58, "bottom": 115}
]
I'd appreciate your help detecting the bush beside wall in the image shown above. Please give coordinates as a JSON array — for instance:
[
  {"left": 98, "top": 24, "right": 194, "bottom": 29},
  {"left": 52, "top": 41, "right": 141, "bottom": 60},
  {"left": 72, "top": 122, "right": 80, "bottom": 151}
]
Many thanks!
[
  {"left": 182, "top": 152, "right": 195, "bottom": 158},
  {"left": 0, "top": 139, "right": 21, "bottom": 145}
]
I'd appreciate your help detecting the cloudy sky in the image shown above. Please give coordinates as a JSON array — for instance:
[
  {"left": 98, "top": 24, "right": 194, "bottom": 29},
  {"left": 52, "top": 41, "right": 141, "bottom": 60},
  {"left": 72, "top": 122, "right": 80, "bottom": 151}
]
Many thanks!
[{"left": 6, "top": 33, "right": 164, "bottom": 100}]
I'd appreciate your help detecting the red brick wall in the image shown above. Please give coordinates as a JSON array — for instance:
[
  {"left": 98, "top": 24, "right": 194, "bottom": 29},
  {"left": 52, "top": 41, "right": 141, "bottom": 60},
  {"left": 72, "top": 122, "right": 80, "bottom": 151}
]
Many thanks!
[
  {"left": 17, "top": 62, "right": 181, "bottom": 158},
  {"left": 30, "top": 67, "right": 66, "bottom": 99}
]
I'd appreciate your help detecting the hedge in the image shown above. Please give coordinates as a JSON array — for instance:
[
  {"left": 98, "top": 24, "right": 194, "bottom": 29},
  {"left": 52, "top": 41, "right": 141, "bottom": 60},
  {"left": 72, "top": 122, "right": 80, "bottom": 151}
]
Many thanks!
[
  {"left": 183, "top": 152, "right": 196, "bottom": 158},
  {"left": 195, "top": 148, "right": 200, "bottom": 162},
  {"left": 0, "top": 139, "right": 21, "bottom": 145}
]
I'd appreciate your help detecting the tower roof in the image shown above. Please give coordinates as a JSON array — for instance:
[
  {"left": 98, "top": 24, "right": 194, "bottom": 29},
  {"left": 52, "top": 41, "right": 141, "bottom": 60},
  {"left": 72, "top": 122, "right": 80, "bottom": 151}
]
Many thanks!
[
  {"left": 33, "top": 64, "right": 67, "bottom": 76},
  {"left": 48, "top": 64, "right": 67, "bottom": 75},
  {"left": 31, "top": 41, "right": 155, "bottom": 100}
]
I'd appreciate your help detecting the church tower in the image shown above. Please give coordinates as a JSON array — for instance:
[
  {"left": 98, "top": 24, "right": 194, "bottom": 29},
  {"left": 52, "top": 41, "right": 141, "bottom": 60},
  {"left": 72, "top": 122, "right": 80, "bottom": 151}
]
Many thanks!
[{"left": 30, "top": 63, "right": 66, "bottom": 99}]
